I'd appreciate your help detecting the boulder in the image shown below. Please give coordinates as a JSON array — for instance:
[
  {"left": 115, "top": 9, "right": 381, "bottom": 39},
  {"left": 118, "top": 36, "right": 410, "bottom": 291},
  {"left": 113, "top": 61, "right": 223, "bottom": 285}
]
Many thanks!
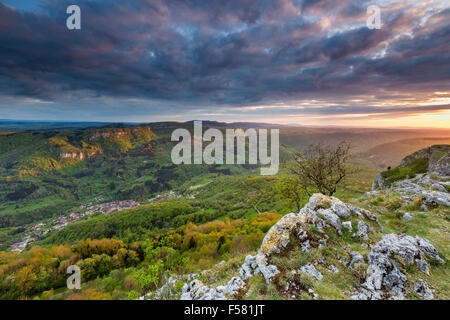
[
  {"left": 353, "top": 234, "right": 443, "bottom": 300},
  {"left": 239, "top": 254, "right": 280, "bottom": 283},
  {"left": 342, "top": 221, "right": 352, "bottom": 232},
  {"left": 247, "top": 194, "right": 380, "bottom": 283},
  {"left": 430, "top": 152, "right": 449, "bottom": 177},
  {"left": 299, "top": 264, "right": 323, "bottom": 281},
  {"left": 240, "top": 255, "right": 257, "bottom": 280},
  {"left": 259, "top": 213, "right": 303, "bottom": 256},
  {"left": 413, "top": 279, "right": 434, "bottom": 300},
  {"left": 352, "top": 221, "right": 371, "bottom": 241},
  {"left": 217, "top": 277, "right": 246, "bottom": 298},
  {"left": 317, "top": 209, "right": 342, "bottom": 235},
  {"left": 349, "top": 251, "right": 364, "bottom": 270},
  {"left": 400, "top": 145, "right": 449, "bottom": 174},
  {"left": 181, "top": 280, "right": 227, "bottom": 300},
  {"left": 421, "top": 190, "right": 450, "bottom": 207},
  {"left": 372, "top": 173, "right": 385, "bottom": 190}
]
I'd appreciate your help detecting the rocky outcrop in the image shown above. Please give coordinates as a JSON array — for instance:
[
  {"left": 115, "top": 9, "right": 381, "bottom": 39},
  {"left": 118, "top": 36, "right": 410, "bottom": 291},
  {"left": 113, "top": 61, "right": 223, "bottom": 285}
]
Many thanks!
[
  {"left": 373, "top": 145, "right": 449, "bottom": 192},
  {"left": 239, "top": 193, "right": 380, "bottom": 284},
  {"left": 413, "top": 279, "right": 434, "bottom": 300},
  {"left": 299, "top": 264, "right": 323, "bottom": 281},
  {"left": 349, "top": 251, "right": 364, "bottom": 270},
  {"left": 59, "top": 150, "right": 98, "bottom": 160},
  {"left": 372, "top": 173, "right": 385, "bottom": 191},
  {"left": 352, "top": 221, "right": 371, "bottom": 241},
  {"left": 179, "top": 275, "right": 248, "bottom": 300},
  {"left": 60, "top": 152, "right": 85, "bottom": 160},
  {"left": 352, "top": 234, "right": 444, "bottom": 300},
  {"left": 172, "top": 193, "right": 444, "bottom": 301},
  {"left": 431, "top": 152, "right": 450, "bottom": 177},
  {"left": 217, "top": 277, "right": 246, "bottom": 298},
  {"left": 371, "top": 145, "right": 449, "bottom": 211},
  {"left": 151, "top": 276, "right": 178, "bottom": 300},
  {"left": 400, "top": 145, "right": 449, "bottom": 176},
  {"left": 421, "top": 190, "right": 450, "bottom": 207},
  {"left": 90, "top": 130, "right": 127, "bottom": 141},
  {"left": 180, "top": 279, "right": 227, "bottom": 300},
  {"left": 371, "top": 175, "right": 450, "bottom": 210}
]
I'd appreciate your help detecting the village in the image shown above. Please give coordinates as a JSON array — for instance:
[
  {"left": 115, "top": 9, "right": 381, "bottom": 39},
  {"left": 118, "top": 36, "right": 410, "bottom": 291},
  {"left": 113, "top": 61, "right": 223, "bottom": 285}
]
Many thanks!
[
  {"left": 10, "top": 200, "right": 141, "bottom": 253},
  {"left": 9, "top": 190, "right": 191, "bottom": 253}
]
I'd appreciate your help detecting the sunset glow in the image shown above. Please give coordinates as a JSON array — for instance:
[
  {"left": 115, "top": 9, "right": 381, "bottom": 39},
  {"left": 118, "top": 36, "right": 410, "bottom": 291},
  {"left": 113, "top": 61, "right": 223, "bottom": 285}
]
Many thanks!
[{"left": 0, "top": 0, "right": 448, "bottom": 128}]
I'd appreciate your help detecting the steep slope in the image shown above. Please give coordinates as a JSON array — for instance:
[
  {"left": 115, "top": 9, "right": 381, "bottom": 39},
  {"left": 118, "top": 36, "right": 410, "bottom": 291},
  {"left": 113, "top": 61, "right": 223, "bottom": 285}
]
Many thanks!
[
  {"left": 142, "top": 147, "right": 450, "bottom": 301},
  {"left": 143, "top": 193, "right": 447, "bottom": 300},
  {"left": 358, "top": 138, "right": 450, "bottom": 169},
  {"left": 371, "top": 145, "right": 449, "bottom": 210}
]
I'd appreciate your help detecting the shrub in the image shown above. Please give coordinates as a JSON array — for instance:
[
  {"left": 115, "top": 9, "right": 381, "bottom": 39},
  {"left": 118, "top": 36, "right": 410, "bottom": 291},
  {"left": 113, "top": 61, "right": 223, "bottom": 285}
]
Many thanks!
[{"left": 386, "top": 197, "right": 403, "bottom": 211}]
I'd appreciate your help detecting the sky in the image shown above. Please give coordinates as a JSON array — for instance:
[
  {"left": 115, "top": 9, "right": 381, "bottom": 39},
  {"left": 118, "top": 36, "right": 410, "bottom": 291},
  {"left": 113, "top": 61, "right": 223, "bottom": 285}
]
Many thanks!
[{"left": 0, "top": 0, "right": 449, "bottom": 128}]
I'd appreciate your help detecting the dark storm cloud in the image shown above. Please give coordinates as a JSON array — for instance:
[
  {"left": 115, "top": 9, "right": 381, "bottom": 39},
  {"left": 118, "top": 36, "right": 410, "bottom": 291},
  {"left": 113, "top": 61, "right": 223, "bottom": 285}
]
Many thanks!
[{"left": 0, "top": 0, "right": 449, "bottom": 119}]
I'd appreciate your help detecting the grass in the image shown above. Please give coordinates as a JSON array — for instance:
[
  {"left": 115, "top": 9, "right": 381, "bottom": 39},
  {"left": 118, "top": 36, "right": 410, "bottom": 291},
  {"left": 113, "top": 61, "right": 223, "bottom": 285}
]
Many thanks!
[{"left": 381, "top": 158, "right": 429, "bottom": 187}]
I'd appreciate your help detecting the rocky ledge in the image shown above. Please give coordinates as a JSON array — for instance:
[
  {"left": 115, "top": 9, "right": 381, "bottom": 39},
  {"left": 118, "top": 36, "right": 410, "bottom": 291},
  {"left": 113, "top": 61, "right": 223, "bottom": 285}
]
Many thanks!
[{"left": 371, "top": 145, "right": 449, "bottom": 211}]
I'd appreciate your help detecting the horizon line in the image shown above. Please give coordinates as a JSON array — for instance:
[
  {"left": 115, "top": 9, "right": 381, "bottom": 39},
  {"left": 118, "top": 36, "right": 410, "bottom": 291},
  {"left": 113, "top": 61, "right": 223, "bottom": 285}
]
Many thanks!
[{"left": 1, "top": 118, "right": 450, "bottom": 131}]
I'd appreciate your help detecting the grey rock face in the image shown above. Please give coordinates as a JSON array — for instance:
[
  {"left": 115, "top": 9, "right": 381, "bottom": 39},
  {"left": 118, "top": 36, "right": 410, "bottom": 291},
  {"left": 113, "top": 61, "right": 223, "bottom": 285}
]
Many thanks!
[
  {"left": 372, "top": 145, "right": 449, "bottom": 192},
  {"left": 186, "top": 273, "right": 199, "bottom": 281},
  {"left": 392, "top": 180, "right": 423, "bottom": 195},
  {"left": 372, "top": 173, "right": 385, "bottom": 191},
  {"left": 239, "top": 254, "right": 279, "bottom": 283},
  {"left": 317, "top": 209, "right": 342, "bottom": 235},
  {"left": 342, "top": 221, "right": 352, "bottom": 232},
  {"left": 216, "top": 277, "right": 246, "bottom": 298},
  {"left": 349, "top": 251, "right": 364, "bottom": 270},
  {"left": 353, "top": 234, "right": 443, "bottom": 300},
  {"left": 346, "top": 203, "right": 381, "bottom": 225},
  {"left": 258, "top": 213, "right": 301, "bottom": 256},
  {"left": 240, "top": 255, "right": 257, "bottom": 280},
  {"left": 181, "top": 280, "right": 227, "bottom": 300},
  {"left": 413, "top": 279, "right": 434, "bottom": 300},
  {"left": 400, "top": 145, "right": 449, "bottom": 173},
  {"left": 299, "top": 264, "right": 323, "bottom": 281},
  {"left": 331, "top": 202, "right": 351, "bottom": 218},
  {"left": 301, "top": 240, "right": 311, "bottom": 252},
  {"left": 352, "top": 221, "right": 371, "bottom": 241},
  {"left": 250, "top": 194, "right": 380, "bottom": 283},
  {"left": 431, "top": 183, "right": 447, "bottom": 192},
  {"left": 421, "top": 190, "right": 450, "bottom": 207},
  {"left": 253, "top": 254, "right": 280, "bottom": 283},
  {"left": 431, "top": 152, "right": 449, "bottom": 177}
]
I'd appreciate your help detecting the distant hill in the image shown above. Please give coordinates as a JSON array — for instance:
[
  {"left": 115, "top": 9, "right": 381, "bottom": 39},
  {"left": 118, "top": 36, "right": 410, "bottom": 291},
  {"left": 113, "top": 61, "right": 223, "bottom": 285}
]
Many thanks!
[
  {"left": 279, "top": 127, "right": 450, "bottom": 154},
  {"left": 185, "top": 120, "right": 294, "bottom": 128},
  {"left": 357, "top": 137, "right": 450, "bottom": 169},
  {"left": 0, "top": 120, "right": 449, "bottom": 232},
  {"left": 0, "top": 119, "right": 110, "bottom": 131}
]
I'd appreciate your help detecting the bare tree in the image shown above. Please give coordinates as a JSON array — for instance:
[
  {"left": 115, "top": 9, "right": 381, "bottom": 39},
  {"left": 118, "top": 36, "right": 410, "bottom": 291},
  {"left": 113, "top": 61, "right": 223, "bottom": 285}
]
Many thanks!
[{"left": 288, "top": 142, "right": 353, "bottom": 196}]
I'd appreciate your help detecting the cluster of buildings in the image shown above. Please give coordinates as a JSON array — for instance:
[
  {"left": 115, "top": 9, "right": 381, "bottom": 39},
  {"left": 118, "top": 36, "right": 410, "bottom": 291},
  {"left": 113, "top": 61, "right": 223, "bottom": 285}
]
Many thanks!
[
  {"left": 10, "top": 200, "right": 142, "bottom": 253},
  {"left": 84, "top": 200, "right": 141, "bottom": 215},
  {"left": 148, "top": 190, "right": 183, "bottom": 202},
  {"left": 9, "top": 190, "right": 201, "bottom": 253}
]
